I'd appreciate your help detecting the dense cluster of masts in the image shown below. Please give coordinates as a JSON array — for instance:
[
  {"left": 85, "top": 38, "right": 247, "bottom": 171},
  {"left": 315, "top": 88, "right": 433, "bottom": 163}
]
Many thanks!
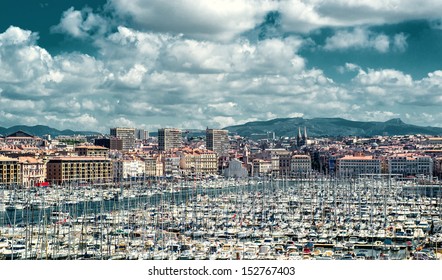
[{"left": 1, "top": 176, "right": 441, "bottom": 260}]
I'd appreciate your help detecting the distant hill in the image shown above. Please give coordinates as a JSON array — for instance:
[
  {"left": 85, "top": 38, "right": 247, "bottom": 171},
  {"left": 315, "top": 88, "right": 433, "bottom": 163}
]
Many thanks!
[
  {"left": 223, "top": 117, "right": 442, "bottom": 138},
  {"left": 0, "top": 125, "right": 100, "bottom": 138}
]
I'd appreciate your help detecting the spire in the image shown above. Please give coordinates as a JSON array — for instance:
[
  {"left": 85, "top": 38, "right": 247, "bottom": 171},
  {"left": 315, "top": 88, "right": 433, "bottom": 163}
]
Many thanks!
[
  {"left": 303, "top": 126, "right": 307, "bottom": 141},
  {"left": 297, "top": 127, "right": 302, "bottom": 147}
]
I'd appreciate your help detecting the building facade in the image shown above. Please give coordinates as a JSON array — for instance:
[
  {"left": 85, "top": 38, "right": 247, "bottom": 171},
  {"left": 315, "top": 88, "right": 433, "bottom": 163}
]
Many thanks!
[
  {"left": 18, "top": 157, "right": 46, "bottom": 188},
  {"left": 110, "top": 127, "right": 135, "bottom": 151},
  {"left": 223, "top": 158, "right": 248, "bottom": 178},
  {"left": 47, "top": 157, "right": 112, "bottom": 184},
  {"left": 388, "top": 154, "right": 433, "bottom": 176},
  {"left": 206, "top": 129, "right": 229, "bottom": 156},
  {"left": 94, "top": 137, "right": 123, "bottom": 151},
  {"left": 0, "top": 156, "right": 22, "bottom": 186},
  {"left": 163, "top": 154, "right": 181, "bottom": 176},
  {"left": 135, "top": 129, "right": 149, "bottom": 140},
  {"left": 252, "top": 159, "right": 272, "bottom": 177},
  {"left": 291, "top": 155, "right": 312, "bottom": 176},
  {"left": 178, "top": 149, "right": 218, "bottom": 176},
  {"left": 158, "top": 128, "right": 181, "bottom": 151},
  {"left": 144, "top": 155, "right": 164, "bottom": 177},
  {"left": 75, "top": 145, "right": 109, "bottom": 157},
  {"left": 113, "top": 159, "right": 145, "bottom": 180},
  {"left": 337, "top": 155, "right": 381, "bottom": 177}
]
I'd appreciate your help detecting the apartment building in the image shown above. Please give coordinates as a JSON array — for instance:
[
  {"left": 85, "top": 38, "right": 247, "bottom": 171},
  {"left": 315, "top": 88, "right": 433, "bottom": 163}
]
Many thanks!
[
  {"left": 291, "top": 154, "right": 312, "bottom": 176},
  {"left": 337, "top": 155, "right": 381, "bottom": 177},
  {"left": 388, "top": 154, "right": 433, "bottom": 176},
  {"left": 47, "top": 157, "right": 112, "bottom": 184},
  {"left": 252, "top": 159, "right": 272, "bottom": 177},
  {"left": 113, "top": 159, "right": 145, "bottom": 180},
  {"left": 206, "top": 129, "right": 229, "bottom": 156},
  {"left": 0, "top": 156, "right": 21, "bottom": 186},
  {"left": 75, "top": 145, "right": 109, "bottom": 157},
  {"left": 143, "top": 155, "right": 164, "bottom": 177},
  {"left": 178, "top": 148, "right": 218, "bottom": 176},
  {"left": 158, "top": 128, "right": 182, "bottom": 151},
  {"left": 18, "top": 157, "right": 46, "bottom": 188},
  {"left": 110, "top": 127, "right": 135, "bottom": 151}
]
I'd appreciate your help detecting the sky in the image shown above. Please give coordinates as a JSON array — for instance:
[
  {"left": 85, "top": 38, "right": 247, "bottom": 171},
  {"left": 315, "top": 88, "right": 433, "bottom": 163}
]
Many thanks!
[{"left": 1, "top": 0, "right": 442, "bottom": 133}]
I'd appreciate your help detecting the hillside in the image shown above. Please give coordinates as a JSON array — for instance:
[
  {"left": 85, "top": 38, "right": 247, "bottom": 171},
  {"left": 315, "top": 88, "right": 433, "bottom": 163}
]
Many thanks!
[
  {"left": 224, "top": 117, "right": 442, "bottom": 138},
  {"left": 0, "top": 125, "right": 99, "bottom": 138}
]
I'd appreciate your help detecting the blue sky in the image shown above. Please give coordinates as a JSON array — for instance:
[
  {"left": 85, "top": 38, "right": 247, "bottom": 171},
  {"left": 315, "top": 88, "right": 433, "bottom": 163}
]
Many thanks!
[{"left": 1, "top": 0, "right": 442, "bottom": 132}]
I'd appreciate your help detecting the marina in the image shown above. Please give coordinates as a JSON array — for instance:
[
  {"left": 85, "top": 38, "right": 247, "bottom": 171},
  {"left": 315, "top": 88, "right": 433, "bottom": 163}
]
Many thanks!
[{"left": 1, "top": 176, "right": 441, "bottom": 260}]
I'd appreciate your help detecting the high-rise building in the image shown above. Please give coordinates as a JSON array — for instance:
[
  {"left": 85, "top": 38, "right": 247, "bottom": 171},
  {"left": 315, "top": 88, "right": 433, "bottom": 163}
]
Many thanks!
[
  {"left": 135, "top": 129, "right": 149, "bottom": 140},
  {"left": 94, "top": 137, "right": 123, "bottom": 150},
  {"left": 158, "top": 128, "right": 182, "bottom": 151},
  {"left": 206, "top": 129, "right": 229, "bottom": 156},
  {"left": 110, "top": 127, "right": 135, "bottom": 151}
]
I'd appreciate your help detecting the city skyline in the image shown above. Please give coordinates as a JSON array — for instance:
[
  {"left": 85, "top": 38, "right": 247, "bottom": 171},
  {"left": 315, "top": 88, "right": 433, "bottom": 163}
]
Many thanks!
[{"left": 2, "top": 1, "right": 442, "bottom": 133}]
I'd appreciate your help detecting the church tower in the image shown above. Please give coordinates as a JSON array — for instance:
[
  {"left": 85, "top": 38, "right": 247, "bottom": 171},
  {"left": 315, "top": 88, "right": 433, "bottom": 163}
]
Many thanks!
[
  {"left": 303, "top": 126, "right": 307, "bottom": 146},
  {"left": 296, "top": 127, "right": 302, "bottom": 147}
]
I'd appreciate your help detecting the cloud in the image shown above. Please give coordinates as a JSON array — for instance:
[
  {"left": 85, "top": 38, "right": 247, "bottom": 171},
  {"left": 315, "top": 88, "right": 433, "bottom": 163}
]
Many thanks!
[
  {"left": 347, "top": 67, "right": 442, "bottom": 112},
  {"left": 288, "top": 112, "right": 304, "bottom": 118},
  {"left": 340, "top": 110, "right": 401, "bottom": 123},
  {"left": 0, "top": 26, "right": 54, "bottom": 97},
  {"left": 2, "top": 16, "right": 442, "bottom": 133},
  {"left": 393, "top": 33, "right": 408, "bottom": 52},
  {"left": 212, "top": 116, "right": 237, "bottom": 128},
  {"left": 109, "top": 117, "right": 135, "bottom": 128},
  {"left": 116, "top": 64, "right": 148, "bottom": 88},
  {"left": 354, "top": 68, "right": 413, "bottom": 87},
  {"left": 51, "top": 7, "right": 109, "bottom": 39},
  {"left": 100, "top": 26, "right": 305, "bottom": 76},
  {"left": 324, "top": 27, "right": 405, "bottom": 52},
  {"left": 280, "top": 0, "right": 442, "bottom": 33},
  {"left": 108, "top": 0, "right": 278, "bottom": 41},
  {"left": 0, "top": 26, "right": 37, "bottom": 45}
]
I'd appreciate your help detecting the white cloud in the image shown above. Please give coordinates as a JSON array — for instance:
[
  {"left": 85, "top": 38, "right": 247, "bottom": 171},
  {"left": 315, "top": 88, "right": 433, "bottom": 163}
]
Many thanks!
[
  {"left": 280, "top": 0, "right": 442, "bottom": 33},
  {"left": 345, "top": 63, "right": 361, "bottom": 72},
  {"left": 0, "top": 26, "right": 37, "bottom": 45},
  {"left": 346, "top": 67, "right": 442, "bottom": 117},
  {"left": 393, "top": 33, "right": 408, "bottom": 52},
  {"left": 354, "top": 68, "right": 413, "bottom": 87},
  {"left": 108, "top": 0, "right": 277, "bottom": 41},
  {"left": 340, "top": 110, "right": 400, "bottom": 122},
  {"left": 288, "top": 112, "right": 304, "bottom": 118},
  {"left": 69, "top": 114, "right": 99, "bottom": 130},
  {"left": 51, "top": 7, "right": 108, "bottom": 39},
  {"left": 0, "top": 26, "right": 54, "bottom": 97},
  {"left": 324, "top": 27, "right": 404, "bottom": 52},
  {"left": 109, "top": 117, "right": 135, "bottom": 128},
  {"left": 117, "top": 64, "right": 147, "bottom": 88},
  {"left": 2, "top": 19, "right": 442, "bottom": 132}
]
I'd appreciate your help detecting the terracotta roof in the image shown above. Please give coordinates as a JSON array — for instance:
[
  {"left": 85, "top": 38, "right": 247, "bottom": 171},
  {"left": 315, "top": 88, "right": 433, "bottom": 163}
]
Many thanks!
[
  {"left": 49, "top": 156, "right": 110, "bottom": 161},
  {"left": 0, "top": 156, "right": 18, "bottom": 161},
  {"left": 340, "top": 155, "right": 376, "bottom": 160},
  {"left": 18, "top": 157, "right": 42, "bottom": 164},
  {"left": 75, "top": 145, "right": 108, "bottom": 150}
]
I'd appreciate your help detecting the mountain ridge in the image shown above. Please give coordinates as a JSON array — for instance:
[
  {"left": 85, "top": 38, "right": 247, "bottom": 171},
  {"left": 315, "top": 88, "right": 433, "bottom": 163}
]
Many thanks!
[
  {"left": 223, "top": 117, "right": 442, "bottom": 138},
  {"left": 0, "top": 125, "right": 100, "bottom": 138}
]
